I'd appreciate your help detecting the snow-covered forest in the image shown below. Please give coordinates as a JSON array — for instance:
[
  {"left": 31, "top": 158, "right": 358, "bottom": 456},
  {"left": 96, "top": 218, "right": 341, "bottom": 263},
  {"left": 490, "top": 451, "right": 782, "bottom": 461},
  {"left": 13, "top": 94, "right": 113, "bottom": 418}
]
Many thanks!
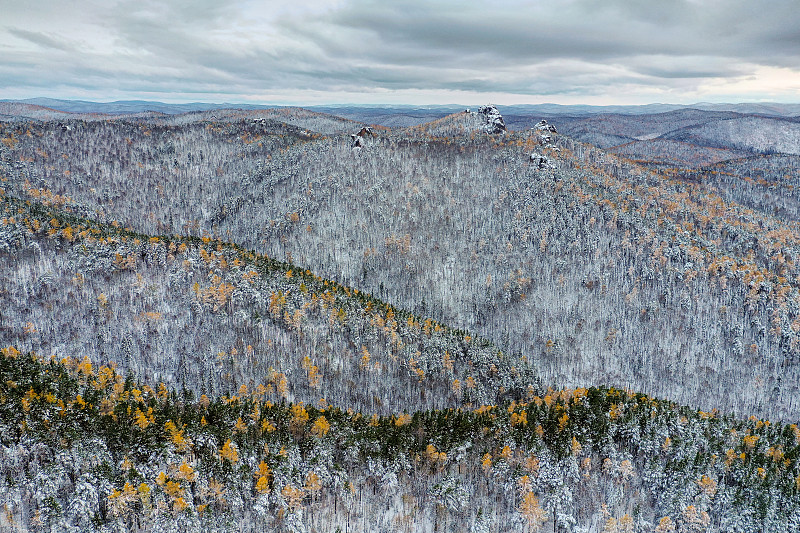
[{"left": 1, "top": 105, "right": 800, "bottom": 531}]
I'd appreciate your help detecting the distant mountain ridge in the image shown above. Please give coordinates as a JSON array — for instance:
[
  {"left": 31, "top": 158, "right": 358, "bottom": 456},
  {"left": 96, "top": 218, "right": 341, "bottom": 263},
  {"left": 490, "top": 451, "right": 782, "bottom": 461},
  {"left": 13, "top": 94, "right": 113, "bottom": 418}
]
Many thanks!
[
  {"left": 3, "top": 98, "right": 800, "bottom": 119},
  {"left": 3, "top": 98, "right": 276, "bottom": 115}
]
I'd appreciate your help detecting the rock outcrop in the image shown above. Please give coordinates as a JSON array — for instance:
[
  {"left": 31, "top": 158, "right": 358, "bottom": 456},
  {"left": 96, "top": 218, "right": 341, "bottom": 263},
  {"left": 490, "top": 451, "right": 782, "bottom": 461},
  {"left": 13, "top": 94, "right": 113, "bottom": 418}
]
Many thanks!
[
  {"left": 534, "top": 119, "right": 557, "bottom": 134},
  {"left": 351, "top": 126, "right": 375, "bottom": 148},
  {"left": 529, "top": 152, "right": 554, "bottom": 171},
  {"left": 478, "top": 105, "right": 506, "bottom": 134},
  {"left": 533, "top": 120, "right": 558, "bottom": 148}
]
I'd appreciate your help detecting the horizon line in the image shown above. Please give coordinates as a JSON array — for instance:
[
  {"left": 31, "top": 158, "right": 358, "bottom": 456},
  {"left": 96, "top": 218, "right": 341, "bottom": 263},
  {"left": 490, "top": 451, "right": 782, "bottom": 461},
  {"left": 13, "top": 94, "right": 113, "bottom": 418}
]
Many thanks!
[{"left": 5, "top": 97, "right": 800, "bottom": 108}]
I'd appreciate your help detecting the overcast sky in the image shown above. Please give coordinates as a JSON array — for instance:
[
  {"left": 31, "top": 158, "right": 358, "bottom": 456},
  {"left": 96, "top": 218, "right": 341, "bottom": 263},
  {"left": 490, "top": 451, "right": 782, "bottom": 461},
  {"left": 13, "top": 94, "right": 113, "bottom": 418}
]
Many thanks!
[{"left": 2, "top": 0, "right": 799, "bottom": 105}]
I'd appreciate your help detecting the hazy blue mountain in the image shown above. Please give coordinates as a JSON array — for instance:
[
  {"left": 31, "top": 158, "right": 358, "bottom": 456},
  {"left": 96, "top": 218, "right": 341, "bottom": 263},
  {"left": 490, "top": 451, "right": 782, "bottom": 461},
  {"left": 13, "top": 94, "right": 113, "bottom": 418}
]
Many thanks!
[
  {"left": 2, "top": 98, "right": 274, "bottom": 115},
  {"left": 5, "top": 99, "right": 799, "bottom": 123}
]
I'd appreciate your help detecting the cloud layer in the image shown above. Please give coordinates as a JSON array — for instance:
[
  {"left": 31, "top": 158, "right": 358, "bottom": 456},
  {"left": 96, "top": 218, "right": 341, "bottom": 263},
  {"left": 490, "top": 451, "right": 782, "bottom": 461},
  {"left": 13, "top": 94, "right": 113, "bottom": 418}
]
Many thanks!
[{"left": 2, "top": 0, "right": 799, "bottom": 104}]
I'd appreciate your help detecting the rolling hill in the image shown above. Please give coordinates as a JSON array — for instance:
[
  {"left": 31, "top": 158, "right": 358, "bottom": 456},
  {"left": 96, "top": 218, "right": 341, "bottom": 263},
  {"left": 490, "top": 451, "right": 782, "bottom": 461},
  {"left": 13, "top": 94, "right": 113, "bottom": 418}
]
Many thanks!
[
  {"left": 1, "top": 104, "right": 800, "bottom": 531},
  {"left": 3, "top": 108, "right": 799, "bottom": 421}
]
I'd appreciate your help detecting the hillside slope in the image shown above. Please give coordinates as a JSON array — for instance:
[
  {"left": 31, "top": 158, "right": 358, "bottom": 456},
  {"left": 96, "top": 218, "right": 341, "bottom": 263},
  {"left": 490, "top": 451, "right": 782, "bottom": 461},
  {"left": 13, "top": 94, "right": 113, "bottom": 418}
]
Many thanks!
[
  {"left": 0, "top": 205, "right": 798, "bottom": 532},
  {"left": 3, "top": 345, "right": 799, "bottom": 532},
  {"left": 697, "top": 154, "right": 800, "bottom": 221},
  {"left": 547, "top": 111, "right": 800, "bottom": 168},
  {"left": 662, "top": 116, "right": 800, "bottom": 156},
  {"left": 2, "top": 111, "right": 800, "bottom": 424},
  {"left": 2, "top": 108, "right": 800, "bottom": 531},
  {"left": 0, "top": 194, "right": 536, "bottom": 416},
  {"left": 556, "top": 109, "right": 741, "bottom": 144}
]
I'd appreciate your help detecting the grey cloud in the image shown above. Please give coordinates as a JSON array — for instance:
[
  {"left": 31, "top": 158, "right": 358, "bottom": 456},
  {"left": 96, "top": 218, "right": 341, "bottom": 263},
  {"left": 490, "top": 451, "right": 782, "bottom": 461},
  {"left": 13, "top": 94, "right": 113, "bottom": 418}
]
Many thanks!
[
  {"left": 628, "top": 56, "right": 749, "bottom": 80},
  {"left": 1, "top": 0, "right": 799, "bottom": 103},
  {"left": 7, "top": 28, "right": 75, "bottom": 52},
  {"left": 295, "top": 0, "right": 800, "bottom": 67},
  {"left": 263, "top": 0, "right": 800, "bottom": 98}
]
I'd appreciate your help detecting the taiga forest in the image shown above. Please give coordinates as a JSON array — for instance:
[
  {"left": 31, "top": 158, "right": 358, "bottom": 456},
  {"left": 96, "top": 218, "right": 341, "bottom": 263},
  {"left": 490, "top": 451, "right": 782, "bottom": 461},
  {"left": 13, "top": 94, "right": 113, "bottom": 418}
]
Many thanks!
[{"left": 1, "top": 101, "right": 800, "bottom": 532}]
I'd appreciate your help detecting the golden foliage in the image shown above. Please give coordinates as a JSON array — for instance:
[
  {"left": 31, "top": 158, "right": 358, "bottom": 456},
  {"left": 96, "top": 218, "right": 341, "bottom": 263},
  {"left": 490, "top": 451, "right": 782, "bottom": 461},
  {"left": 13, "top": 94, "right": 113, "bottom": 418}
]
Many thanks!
[
  {"left": 290, "top": 403, "right": 310, "bottom": 429},
  {"left": 394, "top": 413, "right": 412, "bottom": 427},
  {"left": 177, "top": 462, "right": 197, "bottom": 483},
  {"left": 304, "top": 472, "right": 322, "bottom": 494},
  {"left": 220, "top": 439, "right": 239, "bottom": 463},
  {"left": 481, "top": 453, "right": 492, "bottom": 473},
  {"left": 281, "top": 484, "right": 305, "bottom": 510},
  {"left": 311, "top": 415, "right": 331, "bottom": 438},
  {"left": 696, "top": 475, "right": 717, "bottom": 497},
  {"left": 654, "top": 516, "right": 676, "bottom": 532},
  {"left": 518, "top": 492, "right": 546, "bottom": 531}
]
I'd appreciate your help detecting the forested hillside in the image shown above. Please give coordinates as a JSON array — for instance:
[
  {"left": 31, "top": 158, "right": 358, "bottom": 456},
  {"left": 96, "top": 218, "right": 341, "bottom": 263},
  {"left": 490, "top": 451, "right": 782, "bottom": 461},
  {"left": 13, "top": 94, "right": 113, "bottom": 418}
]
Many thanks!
[
  {"left": 608, "top": 140, "right": 750, "bottom": 169},
  {"left": 2, "top": 109, "right": 798, "bottom": 421},
  {"left": 543, "top": 110, "right": 800, "bottom": 169},
  {"left": 662, "top": 117, "right": 800, "bottom": 156},
  {"left": 1, "top": 105, "right": 800, "bottom": 531},
  {"left": 554, "top": 109, "right": 741, "bottom": 146},
  {"left": 697, "top": 154, "right": 800, "bottom": 221},
  {"left": 0, "top": 193, "right": 537, "bottom": 416},
  {"left": 3, "top": 344, "right": 800, "bottom": 532}
]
